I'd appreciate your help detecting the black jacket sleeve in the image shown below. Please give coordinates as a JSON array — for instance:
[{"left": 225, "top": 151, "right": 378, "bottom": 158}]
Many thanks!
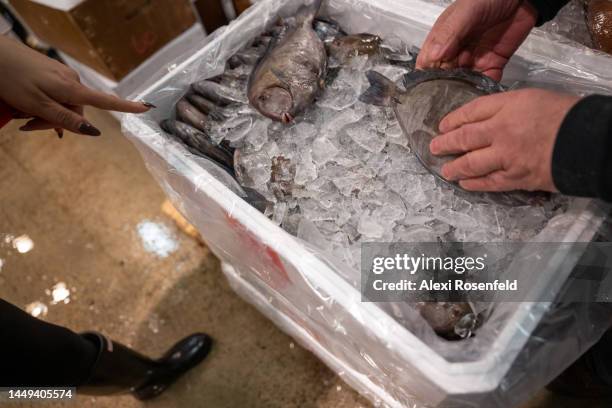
[
  {"left": 552, "top": 95, "right": 612, "bottom": 202},
  {"left": 528, "top": 0, "right": 571, "bottom": 25}
]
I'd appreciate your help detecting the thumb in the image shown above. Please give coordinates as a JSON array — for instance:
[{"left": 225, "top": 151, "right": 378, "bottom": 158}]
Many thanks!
[{"left": 417, "top": 4, "right": 479, "bottom": 69}]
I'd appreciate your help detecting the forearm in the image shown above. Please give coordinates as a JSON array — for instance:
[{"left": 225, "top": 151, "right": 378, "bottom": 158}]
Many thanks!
[
  {"left": 552, "top": 95, "right": 612, "bottom": 202},
  {"left": 528, "top": 0, "right": 571, "bottom": 25}
]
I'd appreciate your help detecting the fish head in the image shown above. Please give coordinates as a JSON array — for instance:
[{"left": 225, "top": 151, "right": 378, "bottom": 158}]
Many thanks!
[{"left": 255, "top": 86, "right": 294, "bottom": 123}]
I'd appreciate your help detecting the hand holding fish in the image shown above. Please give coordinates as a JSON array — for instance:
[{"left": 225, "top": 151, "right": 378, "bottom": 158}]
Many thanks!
[
  {"left": 416, "top": 0, "right": 537, "bottom": 81},
  {"left": 0, "top": 36, "right": 152, "bottom": 136},
  {"left": 430, "top": 89, "right": 579, "bottom": 192}
]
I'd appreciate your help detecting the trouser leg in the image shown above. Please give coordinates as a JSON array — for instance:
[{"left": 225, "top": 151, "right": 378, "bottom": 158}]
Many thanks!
[{"left": 0, "top": 298, "right": 98, "bottom": 387}]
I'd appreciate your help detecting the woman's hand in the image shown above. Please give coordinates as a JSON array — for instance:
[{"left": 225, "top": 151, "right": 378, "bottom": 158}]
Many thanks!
[
  {"left": 416, "top": 0, "right": 538, "bottom": 81},
  {"left": 0, "top": 36, "right": 153, "bottom": 136},
  {"left": 430, "top": 89, "right": 580, "bottom": 192}
]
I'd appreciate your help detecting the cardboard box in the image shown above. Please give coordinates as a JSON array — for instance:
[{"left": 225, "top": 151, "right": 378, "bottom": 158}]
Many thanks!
[
  {"left": 8, "top": 0, "right": 196, "bottom": 81},
  {"left": 233, "top": 0, "right": 251, "bottom": 15},
  {"left": 193, "top": 0, "right": 227, "bottom": 32}
]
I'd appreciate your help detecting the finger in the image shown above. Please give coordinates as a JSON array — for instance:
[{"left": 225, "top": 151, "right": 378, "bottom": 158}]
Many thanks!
[
  {"left": 417, "top": 4, "right": 478, "bottom": 68},
  {"left": 36, "top": 98, "right": 101, "bottom": 136},
  {"left": 19, "top": 105, "right": 83, "bottom": 131},
  {"left": 439, "top": 93, "right": 507, "bottom": 133},
  {"left": 441, "top": 148, "right": 503, "bottom": 181},
  {"left": 430, "top": 123, "right": 492, "bottom": 155},
  {"left": 19, "top": 118, "right": 56, "bottom": 131},
  {"left": 66, "top": 84, "right": 154, "bottom": 113},
  {"left": 459, "top": 171, "right": 517, "bottom": 192},
  {"left": 417, "top": 5, "right": 456, "bottom": 69}
]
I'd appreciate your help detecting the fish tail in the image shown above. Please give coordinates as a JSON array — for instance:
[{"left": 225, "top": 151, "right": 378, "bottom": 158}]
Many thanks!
[
  {"left": 359, "top": 70, "right": 398, "bottom": 107},
  {"left": 296, "top": 0, "right": 323, "bottom": 26}
]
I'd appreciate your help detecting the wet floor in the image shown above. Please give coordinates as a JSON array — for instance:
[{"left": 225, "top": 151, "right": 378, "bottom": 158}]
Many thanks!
[{"left": 0, "top": 109, "right": 608, "bottom": 408}]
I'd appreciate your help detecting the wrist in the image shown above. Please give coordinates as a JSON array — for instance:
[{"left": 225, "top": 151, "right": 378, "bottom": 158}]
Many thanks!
[{"left": 552, "top": 95, "right": 612, "bottom": 199}]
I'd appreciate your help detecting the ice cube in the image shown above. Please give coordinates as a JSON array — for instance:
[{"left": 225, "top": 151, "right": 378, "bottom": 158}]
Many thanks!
[
  {"left": 236, "top": 150, "right": 272, "bottom": 187},
  {"left": 312, "top": 136, "right": 339, "bottom": 165},
  {"left": 345, "top": 122, "right": 387, "bottom": 153},
  {"left": 294, "top": 150, "right": 318, "bottom": 185},
  {"left": 358, "top": 212, "right": 385, "bottom": 239}
]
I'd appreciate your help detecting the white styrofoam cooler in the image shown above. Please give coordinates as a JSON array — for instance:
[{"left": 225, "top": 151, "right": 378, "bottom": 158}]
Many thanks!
[{"left": 121, "top": 0, "right": 612, "bottom": 407}]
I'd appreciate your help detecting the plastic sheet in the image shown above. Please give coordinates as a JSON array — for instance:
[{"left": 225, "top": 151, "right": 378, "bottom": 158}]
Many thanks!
[{"left": 121, "top": 1, "right": 612, "bottom": 406}]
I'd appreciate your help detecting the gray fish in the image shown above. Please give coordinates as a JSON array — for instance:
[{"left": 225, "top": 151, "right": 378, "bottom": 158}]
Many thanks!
[
  {"left": 248, "top": 0, "right": 327, "bottom": 123},
  {"left": 174, "top": 143, "right": 269, "bottom": 213},
  {"left": 160, "top": 119, "right": 235, "bottom": 174},
  {"left": 360, "top": 69, "right": 503, "bottom": 185},
  {"left": 328, "top": 33, "right": 383, "bottom": 62},
  {"left": 176, "top": 99, "right": 209, "bottom": 132},
  {"left": 418, "top": 302, "right": 475, "bottom": 340},
  {"left": 186, "top": 93, "right": 228, "bottom": 122},
  {"left": 228, "top": 47, "right": 266, "bottom": 68},
  {"left": 252, "top": 35, "right": 273, "bottom": 49},
  {"left": 192, "top": 80, "right": 247, "bottom": 106}
]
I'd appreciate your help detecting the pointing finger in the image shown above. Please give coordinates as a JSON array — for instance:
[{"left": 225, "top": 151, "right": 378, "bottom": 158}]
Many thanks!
[{"left": 63, "top": 82, "right": 154, "bottom": 113}]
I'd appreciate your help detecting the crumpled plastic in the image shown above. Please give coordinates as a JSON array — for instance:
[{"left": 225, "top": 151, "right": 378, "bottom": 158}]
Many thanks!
[{"left": 121, "top": 0, "right": 612, "bottom": 406}]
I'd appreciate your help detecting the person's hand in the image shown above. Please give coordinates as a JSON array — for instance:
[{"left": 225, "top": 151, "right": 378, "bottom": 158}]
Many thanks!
[
  {"left": 0, "top": 36, "right": 153, "bottom": 136},
  {"left": 416, "top": 0, "right": 538, "bottom": 81},
  {"left": 429, "top": 89, "right": 580, "bottom": 192}
]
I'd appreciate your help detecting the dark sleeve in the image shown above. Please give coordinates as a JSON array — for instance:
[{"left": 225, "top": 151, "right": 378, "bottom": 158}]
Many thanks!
[
  {"left": 528, "top": 0, "right": 571, "bottom": 26},
  {"left": 552, "top": 95, "right": 612, "bottom": 202}
]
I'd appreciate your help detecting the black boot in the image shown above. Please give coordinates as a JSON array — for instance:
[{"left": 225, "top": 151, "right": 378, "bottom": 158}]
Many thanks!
[
  {"left": 548, "top": 329, "right": 612, "bottom": 398},
  {"left": 78, "top": 332, "right": 212, "bottom": 400}
]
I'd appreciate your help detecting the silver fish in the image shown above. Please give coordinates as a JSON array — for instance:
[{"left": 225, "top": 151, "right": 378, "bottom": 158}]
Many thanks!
[
  {"left": 160, "top": 119, "right": 235, "bottom": 174},
  {"left": 248, "top": 0, "right": 327, "bottom": 123},
  {"left": 192, "top": 80, "right": 248, "bottom": 106},
  {"left": 176, "top": 99, "right": 208, "bottom": 132},
  {"left": 360, "top": 68, "right": 503, "bottom": 185}
]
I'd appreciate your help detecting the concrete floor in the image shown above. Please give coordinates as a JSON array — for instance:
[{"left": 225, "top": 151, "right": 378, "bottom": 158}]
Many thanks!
[{"left": 0, "top": 109, "right": 609, "bottom": 408}]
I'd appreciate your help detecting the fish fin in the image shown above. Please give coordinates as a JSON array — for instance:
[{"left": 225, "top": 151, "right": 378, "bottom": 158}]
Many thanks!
[
  {"left": 359, "top": 70, "right": 398, "bottom": 107},
  {"left": 296, "top": 0, "right": 322, "bottom": 26}
]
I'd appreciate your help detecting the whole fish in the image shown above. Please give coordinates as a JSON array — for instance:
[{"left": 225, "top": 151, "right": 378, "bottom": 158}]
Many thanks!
[
  {"left": 248, "top": 0, "right": 327, "bottom": 123},
  {"left": 160, "top": 119, "right": 235, "bottom": 174},
  {"left": 176, "top": 99, "right": 208, "bottom": 132},
  {"left": 418, "top": 302, "right": 475, "bottom": 339},
  {"left": 186, "top": 93, "right": 228, "bottom": 122},
  {"left": 360, "top": 69, "right": 503, "bottom": 185},
  {"left": 192, "top": 80, "right": 248, "bottom": 106},
  {"left": 328, "top": 33, "right": 383, "bottom": 61},
  {"left": 228, "top": 46, "right": 267, "bottom": 68},
  {"left": 169, "top": 140, "right": 269, "bottom": 213}
]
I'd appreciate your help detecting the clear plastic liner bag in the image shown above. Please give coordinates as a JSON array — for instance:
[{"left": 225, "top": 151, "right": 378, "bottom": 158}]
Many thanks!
[{"left": 121, "top": 0, "right": 612, "bottom": 407}]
